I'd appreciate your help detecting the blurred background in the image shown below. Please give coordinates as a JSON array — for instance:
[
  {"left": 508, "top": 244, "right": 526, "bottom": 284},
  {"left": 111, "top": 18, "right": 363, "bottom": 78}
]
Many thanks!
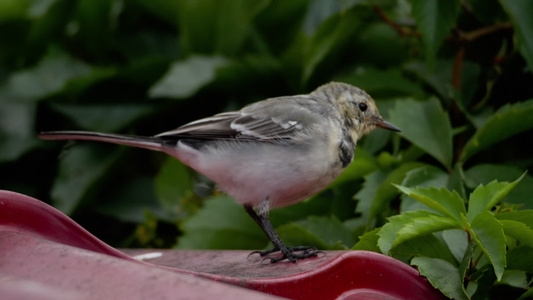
[{"left": 0, "top": 0, "right": 532, "bottom": 257}]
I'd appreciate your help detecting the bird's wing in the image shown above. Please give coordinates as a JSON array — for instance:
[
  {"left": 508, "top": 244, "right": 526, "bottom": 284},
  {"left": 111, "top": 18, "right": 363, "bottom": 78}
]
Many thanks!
[
  {"left": 156, "top": 95, "right": 324, "bottom": 141},
  {"left": 156, "top": 111, "right": 242, "bottom": 139}
]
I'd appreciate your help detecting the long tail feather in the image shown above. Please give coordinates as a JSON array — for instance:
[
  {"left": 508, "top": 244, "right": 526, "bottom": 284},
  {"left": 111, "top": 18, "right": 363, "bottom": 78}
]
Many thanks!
[{"left": 39, "top": 131, "right": 166, "bottom": 152}]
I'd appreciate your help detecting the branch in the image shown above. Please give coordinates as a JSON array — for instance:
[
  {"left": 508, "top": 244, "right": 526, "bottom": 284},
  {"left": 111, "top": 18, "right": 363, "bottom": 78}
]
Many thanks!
[
  {"left": 461, "top": 22, "right": 513, "bottom": 42},
  {"left": 451, "top": 22, "right": 512, "bottom": 90},
  {"left": 373, "top": 5, "right": 419, "bottom": 37}
]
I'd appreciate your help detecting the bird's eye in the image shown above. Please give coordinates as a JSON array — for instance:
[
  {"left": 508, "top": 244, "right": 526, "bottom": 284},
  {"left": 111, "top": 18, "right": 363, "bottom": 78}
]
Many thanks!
[{"left": 358, "top": 102, "right": 368, "bottom": 112}]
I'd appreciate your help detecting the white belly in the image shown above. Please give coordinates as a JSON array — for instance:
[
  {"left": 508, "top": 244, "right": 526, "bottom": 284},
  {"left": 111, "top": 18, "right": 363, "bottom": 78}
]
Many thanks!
[{"left": 165, "top": 140, "right": 342, "bottom": 208}]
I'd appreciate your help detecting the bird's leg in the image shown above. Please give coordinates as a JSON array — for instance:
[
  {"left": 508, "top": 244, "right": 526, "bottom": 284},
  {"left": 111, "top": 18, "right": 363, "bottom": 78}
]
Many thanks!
[{"left": 244, "top": 199, "right": 318, "bottom": 263}]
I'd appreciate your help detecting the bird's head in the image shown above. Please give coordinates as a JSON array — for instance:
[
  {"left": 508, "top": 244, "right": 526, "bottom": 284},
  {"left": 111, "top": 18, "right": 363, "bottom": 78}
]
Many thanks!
[{"left": 315, "top": 82, "right": 400, "bottom": 141}]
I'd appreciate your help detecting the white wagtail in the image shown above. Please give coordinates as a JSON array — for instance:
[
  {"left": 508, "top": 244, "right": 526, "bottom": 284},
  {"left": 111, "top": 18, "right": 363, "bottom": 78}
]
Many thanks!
[{"left": 40, "top": 82, "right": 400, "bottom": 263}]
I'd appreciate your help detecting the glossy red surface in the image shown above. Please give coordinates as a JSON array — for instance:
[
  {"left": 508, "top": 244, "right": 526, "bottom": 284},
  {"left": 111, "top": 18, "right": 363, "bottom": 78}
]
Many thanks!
[{"left": 0, "top": 190, "right": 447, "bottom": 300}]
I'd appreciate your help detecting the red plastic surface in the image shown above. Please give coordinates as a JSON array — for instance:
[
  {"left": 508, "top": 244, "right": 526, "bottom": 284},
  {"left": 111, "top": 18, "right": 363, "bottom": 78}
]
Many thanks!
[
  {"left": 123, "top": 249, "right": 447, "bottom": 300},
  {"left": 0, "top": 232, "right": 282, "bottom": 300},
  {"left": 0, "top": 190, "right": 133, "bottom": 260},
  {"left": 0, "top": 190, "right": 447, "bottom": 300}
]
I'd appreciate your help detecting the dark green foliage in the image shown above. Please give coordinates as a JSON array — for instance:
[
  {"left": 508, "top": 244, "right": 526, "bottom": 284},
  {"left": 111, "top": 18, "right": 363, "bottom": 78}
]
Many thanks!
[{"left": 1, "top": 0, "right": 532, "bottom": 298}]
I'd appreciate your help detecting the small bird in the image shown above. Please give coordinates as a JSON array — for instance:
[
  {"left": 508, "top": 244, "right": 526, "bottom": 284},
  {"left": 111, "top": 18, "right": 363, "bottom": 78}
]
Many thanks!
[{"left": 40, "top": 82, "right": 400, "bottom": 263}]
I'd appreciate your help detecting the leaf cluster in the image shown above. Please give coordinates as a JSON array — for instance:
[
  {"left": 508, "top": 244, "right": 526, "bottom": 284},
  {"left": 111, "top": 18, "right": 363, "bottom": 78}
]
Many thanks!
[{"left": 1, "top": 0, "right": 532, "bottom": 298}]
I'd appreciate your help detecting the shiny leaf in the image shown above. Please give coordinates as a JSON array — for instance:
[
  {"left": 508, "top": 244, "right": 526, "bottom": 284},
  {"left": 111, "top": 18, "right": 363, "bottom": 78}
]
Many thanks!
[
  {"left": 51, "top": 103, "right": 157, "bottom": 132},
  {"left": 154, "top": 157, "right": 195, "bottom": 213},
  {"left": 278, "top": 216, "right": 355, "bottom": 250},
  {"left": 499, "top": 0, "right": 533, "bottom": 72},
  {"left": 460, "top": 99, "right": 533, "bottom": 162},
  {"left": 469, "top": 211, "right": 506, "bottom": 280},
  {"left": 467, "top": 173, "right": 526, "bottom": 222},
  {"left": 465, "top": 164, "right": 533, "bottom": 209},
  {"left": 393, "top": 215, "right": 460, "bottom": 248},
  {"left": 149, "top": 55, "right": 228, "bottom": 99},
  {"left": 411, "top": 257, "right": 468, "bottom": 300},
  {"left": 177, "top": 196, "right": 265, "bottom": 250},
  {"left": 51, "top": 144, "right": 122, "bottom": 214},
  {"left": 395, "top": 185, "right": 466, "bottom": 224},
  {"left": 378, "top": 210, "right": 435, "bottom": 254},
  {"left": 388, "top": 97, "right": 453, "bottom": 169},
  {"left": 4, "top": 52, "right": 91, "bottom": 100},
  {"left": 408, "top": 0, "right": 461, "bottom": 66},
  {"left": 177, "top": 0, "right": 268, "bottom": 55},
  {"left": 499, "top": 220, "right": 533, "bottom": 248}
]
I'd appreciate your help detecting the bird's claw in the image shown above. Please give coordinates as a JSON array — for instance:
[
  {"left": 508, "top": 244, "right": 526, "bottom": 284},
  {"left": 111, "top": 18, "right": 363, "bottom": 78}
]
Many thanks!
[{"left": 249, "top": 246, "right": 322, "bottom": 263}]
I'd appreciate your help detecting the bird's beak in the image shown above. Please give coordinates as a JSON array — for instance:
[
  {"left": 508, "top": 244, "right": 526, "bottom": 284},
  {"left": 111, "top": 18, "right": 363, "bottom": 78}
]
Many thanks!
[{"left": 370, "top": 116, "right": 401, "bottom": 132}]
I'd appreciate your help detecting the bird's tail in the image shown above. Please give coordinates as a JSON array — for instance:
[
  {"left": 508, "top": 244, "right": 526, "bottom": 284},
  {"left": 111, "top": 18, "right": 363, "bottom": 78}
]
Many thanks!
[{"left": 39, "top": 131, "right": 166, "bottom": 152}]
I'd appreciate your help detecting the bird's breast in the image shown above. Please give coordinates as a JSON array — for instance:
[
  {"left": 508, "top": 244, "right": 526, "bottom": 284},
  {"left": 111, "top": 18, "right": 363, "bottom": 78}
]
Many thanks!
[{"left": 167, "top": 138, "right": 345, "bottom": 208}]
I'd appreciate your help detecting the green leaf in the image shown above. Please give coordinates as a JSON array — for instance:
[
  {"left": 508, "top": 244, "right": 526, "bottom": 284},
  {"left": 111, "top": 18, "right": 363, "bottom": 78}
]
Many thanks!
[
  {"left": 51, "top": 144, "right": 122, "bottom": 215},
  {"left": 354, "top": 162, "right": 422, "bottom": 226},
  {"left": 518, "top": 289, "right": 533, "bottom": 300},
  {"left": 404, "top": 60, "right": 480, "bottom": 105},
  {"left": 498, "top": 270, "right": 528, "bottom": 289},
  {"left": 387, "top": 97, "right": 453, "bottom": 169},
  {"left": 301, "top": 7, "right": 362, "bottom": 85},
  {"left": 93, "top": 177, "right": 162, "bottom": 223},
  {"left": 51, "top": 103, "right": 157, "bottom": 132},
  {"left": 465, "top": 164, "right": 533, "bottom": 208},
  {"left": 0, "top": 101, "right": 39, "bottom": 162},
  {"left": 339, "top": 68, "right": 424, "bottom": 98},
  {"left": 408, "top": 0, "right": 461, "bottom": 66},
  {"left": 269, "top": 195, "right": 331, "bottom": 227},
  {"left": 177, "top": 0, "right": 268, "bottom": 55},
  {"left": 3, "top": 52, "right": 91, "bottom": 101},
  {"left": 354, "top": 23, "right": 411, "bottom": 68},
  {"left": 202, "top": 54, "right": 282, "bottom": 94},
  {"left": 154, "top": 157, "right": 195, "bottom": 213},
  {"left": 496, "top": 210, "right": 533, "bottom": 229},
  {"left": 391, "top": 234, "right": 457, "bottom": 265},
  {"left": 0, "top": 0, "right": 30, "bottom": 20},
  {"left": 442, "top": 229, "right": 469, "bottom": 263},
  {"left": 378, "top": 210, "right": 435, "bottom": 254},
  {"left": 449, "top": 163, "right": 467, "bottom": 200},
  {"left": 354, "top": 171, "right": 387, "bottom": 224},
  {"left": 278, "top": 216, "right": 355, "bottom": 250},
  {"left": 149, "top": 55, "right": 229, "bottom": 99},
  {"left": 392, "top": 215, "right": 460, "bottom": 248},
  {"left": 468, "top": 263, "right": 496, "bottom": 299},
  {"left": 253, "top": 0, "right": 310, "bottom": 56},
  {"left": 460, "top": 99, "right": 533, "bottom": 162},
  {"left": 301, "top": 0, "right": 359, "bottom": 35},
  {"left": 467, "top": 173, "right": 526, "bottom": 222},
  {"left": 394, "top": 185, "right": 466, "bottom": 224},
  {"left": 411, "top": 257, "right": 468, "bottom": 300},
  {"left": 73, "top": 0, "right": 119, "bottom": 61},
  {"left": 361, "top": 129, "right": 393, "bottom": 156},
  {"left": 507, "top": 246, "right": 533, "bottom": 272},
  {"left": 499, "top": 220, "right": 533, "bottom": 248},
  {"left": 275, "top": 223, "right": 331, "bottom": 250},
  {"left": 26, "top": 1, "right": 77, "bottom": 60},
  {"left": 400, "top": 166, "right": 451, "bottom": 213},
  {"left": 469, "top": 211, "right": 506, "bottom": 280},
  {"left": 458, "top": 240, "right": 476, "bottom": 293},
  {"left": 352, "top": 228, "right": 380, "bottom": 252},
  {"left": 499, "top": 0, "right": 533, "bottom": 72},
  {"left": 364, "top": 162, "right": 426, "bottom": 226},
  {"left": 177, "top": 196, "right": 265, "bottom": 250}
]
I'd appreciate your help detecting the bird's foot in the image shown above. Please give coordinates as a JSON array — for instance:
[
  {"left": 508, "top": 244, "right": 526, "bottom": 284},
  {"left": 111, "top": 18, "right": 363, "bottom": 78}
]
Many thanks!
[{"left": 249, "top": 246, "right": 322, "bottom": 263}]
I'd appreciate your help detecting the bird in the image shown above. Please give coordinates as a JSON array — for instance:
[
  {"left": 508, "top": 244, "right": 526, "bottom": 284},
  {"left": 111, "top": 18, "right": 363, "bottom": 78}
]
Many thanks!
[{"left": 39, "top": 82, "right": 400, "bottom": 263}]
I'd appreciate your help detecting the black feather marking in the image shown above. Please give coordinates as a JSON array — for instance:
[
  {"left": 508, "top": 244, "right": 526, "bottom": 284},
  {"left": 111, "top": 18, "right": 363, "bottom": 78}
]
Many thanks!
[{"left": 338, "top": 129, "right": 354, "bottom": 168}]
